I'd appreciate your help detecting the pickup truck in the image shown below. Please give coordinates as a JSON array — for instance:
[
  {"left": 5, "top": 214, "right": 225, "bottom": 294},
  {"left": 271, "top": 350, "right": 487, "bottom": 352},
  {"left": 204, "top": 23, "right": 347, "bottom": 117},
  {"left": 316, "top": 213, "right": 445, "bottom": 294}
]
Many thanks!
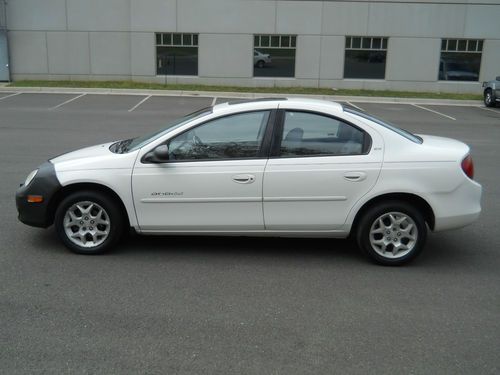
[{"left": 482, "top": 76, "right": 500, "bottom": 107}]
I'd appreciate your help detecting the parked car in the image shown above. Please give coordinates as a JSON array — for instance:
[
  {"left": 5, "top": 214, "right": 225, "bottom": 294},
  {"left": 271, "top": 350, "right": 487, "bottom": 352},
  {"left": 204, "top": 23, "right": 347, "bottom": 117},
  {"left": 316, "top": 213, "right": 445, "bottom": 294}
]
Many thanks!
[
  {"left": 16, "top": 98, "right": 482, "bottom": 265},
  {"left": 482, "top": 76, "right": 500, "bottom": 107},
  {"left": 254, "top": 49, "right": 271, "bottom": 68}
]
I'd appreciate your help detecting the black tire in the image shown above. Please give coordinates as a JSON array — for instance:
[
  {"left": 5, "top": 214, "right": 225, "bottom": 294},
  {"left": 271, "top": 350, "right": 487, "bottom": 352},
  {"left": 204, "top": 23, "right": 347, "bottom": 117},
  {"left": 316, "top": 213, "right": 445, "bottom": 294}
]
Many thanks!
[
  {"left": 356, "top": 201, "right": 427, "bottom": 266},
  {"left": 54, "top": 190, "right": 125, "bottom": 255},
  {"left": 256, "top": 60, "right": 265, "bottom": 69},
  {"left": 484, "top": 89, "right": 496, "bottom": 107}
]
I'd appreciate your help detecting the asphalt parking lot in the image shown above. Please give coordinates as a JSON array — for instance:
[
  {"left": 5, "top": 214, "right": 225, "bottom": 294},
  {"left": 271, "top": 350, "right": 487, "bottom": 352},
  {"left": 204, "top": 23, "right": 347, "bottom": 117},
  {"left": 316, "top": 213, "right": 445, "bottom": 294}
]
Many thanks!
[{"left": 1, "top": 92, "right": 499, "bottom": 374}]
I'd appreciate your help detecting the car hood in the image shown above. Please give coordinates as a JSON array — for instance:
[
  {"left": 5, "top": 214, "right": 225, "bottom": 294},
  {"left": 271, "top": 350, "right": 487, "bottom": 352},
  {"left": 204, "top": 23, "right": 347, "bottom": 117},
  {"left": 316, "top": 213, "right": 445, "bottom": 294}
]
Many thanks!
[{"left": 50, "top": 142, "right": 138, "bottom": 172}]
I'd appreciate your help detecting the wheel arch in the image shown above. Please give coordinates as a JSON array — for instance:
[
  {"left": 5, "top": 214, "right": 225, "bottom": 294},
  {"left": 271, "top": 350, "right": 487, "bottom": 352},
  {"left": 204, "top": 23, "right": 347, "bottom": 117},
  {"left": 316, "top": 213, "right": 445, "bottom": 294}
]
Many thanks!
[
  {"left": 351, "top": 192, "right": 435, "bottom": 234},
  {"left": 46, "top": 182, "right": 130, "bottom": 228}
]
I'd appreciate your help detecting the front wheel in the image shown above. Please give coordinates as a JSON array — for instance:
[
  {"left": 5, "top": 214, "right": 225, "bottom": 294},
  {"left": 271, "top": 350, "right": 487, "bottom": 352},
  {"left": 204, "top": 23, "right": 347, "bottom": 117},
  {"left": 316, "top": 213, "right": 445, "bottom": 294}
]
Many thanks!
[
  {"left": 356, "top": 201, "right": 427, "bottom": 266},
  {"left": 484, "top": 89, "right": 496, "bottom": 107},
  {"left": 54, "top": 190, "right": 124, "bottom": 254}
]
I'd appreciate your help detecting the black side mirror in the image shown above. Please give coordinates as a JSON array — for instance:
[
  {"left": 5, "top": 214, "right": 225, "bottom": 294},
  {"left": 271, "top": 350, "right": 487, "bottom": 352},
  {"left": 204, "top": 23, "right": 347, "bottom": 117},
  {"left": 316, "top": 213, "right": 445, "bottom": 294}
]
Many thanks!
[{"left": 144, "top": 144, "right": 170, "bottom": 163}]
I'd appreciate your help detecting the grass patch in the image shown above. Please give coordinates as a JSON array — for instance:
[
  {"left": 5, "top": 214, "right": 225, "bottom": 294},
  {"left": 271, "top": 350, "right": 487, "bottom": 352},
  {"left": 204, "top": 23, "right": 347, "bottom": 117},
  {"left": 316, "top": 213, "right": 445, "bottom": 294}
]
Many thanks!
[{"left": 8, "top": 80, "right": 482, "bottom": 100}]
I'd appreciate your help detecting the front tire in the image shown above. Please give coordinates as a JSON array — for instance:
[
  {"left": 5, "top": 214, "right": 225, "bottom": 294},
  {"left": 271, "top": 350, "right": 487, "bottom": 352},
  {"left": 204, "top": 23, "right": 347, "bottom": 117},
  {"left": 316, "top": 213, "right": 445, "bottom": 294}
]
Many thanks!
[
  {"left": 256, "top": 60, "right": 265, "bottom": 69},
  {"left": 356, "top": 201, "right": 427, "bottom": 266},
  {"left": 54, "top": 190, "right": 124, "bottom": 254},
  {"left": 484, "top": 89, "right": 496, "bottom": 107}
]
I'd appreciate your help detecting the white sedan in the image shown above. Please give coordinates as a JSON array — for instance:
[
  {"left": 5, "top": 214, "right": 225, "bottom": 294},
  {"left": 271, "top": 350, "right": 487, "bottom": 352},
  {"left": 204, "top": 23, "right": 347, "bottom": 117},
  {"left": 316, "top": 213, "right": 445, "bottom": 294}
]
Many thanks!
[
  {"left": 254, "top": 49, "right": 272, "bottom": 68},
  {"left": 16, "top": 98, "right": 482, "bottom": 265}
]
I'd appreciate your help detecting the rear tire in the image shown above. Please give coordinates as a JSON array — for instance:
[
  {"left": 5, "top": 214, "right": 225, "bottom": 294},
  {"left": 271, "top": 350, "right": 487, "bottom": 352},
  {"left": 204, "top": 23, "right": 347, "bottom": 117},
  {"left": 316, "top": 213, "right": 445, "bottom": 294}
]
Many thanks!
[
  {"left": 484, "top": 89, "right": 496, "bottom": 107},
  {"left": 256, "top": 60, "right": 265, "bottom": 68},
  {"left": 54, "top": 190, "right": 124, "bottom": 254},
  {"left": 356, "top": 201, "right": 427, "bottom": 266}
]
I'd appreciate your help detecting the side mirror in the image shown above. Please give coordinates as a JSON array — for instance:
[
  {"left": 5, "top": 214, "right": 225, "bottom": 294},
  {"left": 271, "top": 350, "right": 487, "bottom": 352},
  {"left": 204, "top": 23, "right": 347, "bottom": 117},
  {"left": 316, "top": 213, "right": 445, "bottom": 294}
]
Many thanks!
[
  {"left": 496, "top": 76, "right": 500, "bottom": 81},
  {"left": 144, "top": 144, "right": 170, "bottom": 163}
]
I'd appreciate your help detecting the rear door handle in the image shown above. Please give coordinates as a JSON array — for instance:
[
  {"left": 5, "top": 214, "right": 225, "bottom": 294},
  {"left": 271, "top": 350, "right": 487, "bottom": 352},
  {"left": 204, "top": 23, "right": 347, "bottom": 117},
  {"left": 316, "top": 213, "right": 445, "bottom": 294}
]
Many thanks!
[
  {"left": 232, "top": 174, "right": 256, "bottom": 184},
  {"left": 343, "top": 172, "right": 367, "bottom": 182}
]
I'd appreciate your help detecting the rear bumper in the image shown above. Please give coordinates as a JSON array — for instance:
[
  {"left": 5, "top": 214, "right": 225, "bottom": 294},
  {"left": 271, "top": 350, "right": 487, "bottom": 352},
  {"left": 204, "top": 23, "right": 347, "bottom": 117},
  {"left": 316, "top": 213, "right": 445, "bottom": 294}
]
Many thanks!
[
  {"left": 432, "top": 179, "right": 482, "bottom": 232},
  {"left": 16, "top": 162, "right": 61, "bottom": 228}
]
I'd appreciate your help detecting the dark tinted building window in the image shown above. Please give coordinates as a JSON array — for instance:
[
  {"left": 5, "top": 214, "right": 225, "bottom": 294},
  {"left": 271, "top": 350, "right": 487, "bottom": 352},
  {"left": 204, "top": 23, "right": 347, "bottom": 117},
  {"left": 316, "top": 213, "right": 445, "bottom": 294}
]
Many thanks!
[
  {"left": 254, "top": 35, "right": 296, "bottom": 78},
  {"left": 439, "top": 39, "right": 483, "bottom": 81},
  {"left": 156, "top": 33, "right": 198, "bottom": 76},
  {"left": 344, "top": 37, "right": 388, "bottom": 79}
]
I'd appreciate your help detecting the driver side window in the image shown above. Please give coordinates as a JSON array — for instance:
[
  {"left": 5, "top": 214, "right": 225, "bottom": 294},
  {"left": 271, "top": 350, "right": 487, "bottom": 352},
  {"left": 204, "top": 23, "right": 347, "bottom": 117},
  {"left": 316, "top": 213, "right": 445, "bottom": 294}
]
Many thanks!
[{"left": 167, "top": 111, "right": 270, "bottom": 161}]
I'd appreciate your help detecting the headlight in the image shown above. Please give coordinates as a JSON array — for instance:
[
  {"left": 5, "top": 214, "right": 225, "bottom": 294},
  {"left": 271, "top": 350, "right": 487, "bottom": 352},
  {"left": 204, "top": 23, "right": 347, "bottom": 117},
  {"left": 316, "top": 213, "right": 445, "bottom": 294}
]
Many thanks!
[{"left": 24, "top": 169, "right": 38, "bottom": 187}]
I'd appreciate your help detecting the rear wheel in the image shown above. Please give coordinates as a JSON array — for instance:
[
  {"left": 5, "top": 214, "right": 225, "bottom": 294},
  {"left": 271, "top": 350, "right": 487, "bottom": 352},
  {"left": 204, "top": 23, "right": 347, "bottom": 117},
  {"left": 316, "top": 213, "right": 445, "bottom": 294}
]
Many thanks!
[
  {"left": 356, "top": 201, "right": 427, "bottom": 266},
  {"left": 484, "top": 89, "right": 496, "bottom": 107},
  {"left": 256, "top": 60, "right": 265, "bottom": 68},
  {"left": 54, "top": 190, "right": 124, "bottom": 254}
]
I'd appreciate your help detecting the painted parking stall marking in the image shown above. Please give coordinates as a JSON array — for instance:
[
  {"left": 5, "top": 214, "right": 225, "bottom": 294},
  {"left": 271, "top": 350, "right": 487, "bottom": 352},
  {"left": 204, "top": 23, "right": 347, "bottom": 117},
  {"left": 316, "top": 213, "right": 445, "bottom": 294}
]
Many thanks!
[
  {"left": 0, "top": 92, "right": 22, "bottom": 101},
  {"left": 50, "top": 93, "right": 87, "bottom": 110},
  {"left": 345, "top": 101, "right": 365, "bottom": 111},
  {"left": 128, "top": 95, "right": 152, "bottom": 112},
  {"left": 477, "top": 106, "right": 500, "bottom": 116},
  {"left": 412, "top": 104, "right": 456, "bottom": 121}
]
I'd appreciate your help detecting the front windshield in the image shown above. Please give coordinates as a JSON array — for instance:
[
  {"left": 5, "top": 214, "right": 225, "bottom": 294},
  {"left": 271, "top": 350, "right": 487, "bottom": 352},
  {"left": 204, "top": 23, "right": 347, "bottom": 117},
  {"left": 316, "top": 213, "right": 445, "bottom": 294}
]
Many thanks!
[{"left": 124, "top": 107, "right": 212, "bottom": 152}]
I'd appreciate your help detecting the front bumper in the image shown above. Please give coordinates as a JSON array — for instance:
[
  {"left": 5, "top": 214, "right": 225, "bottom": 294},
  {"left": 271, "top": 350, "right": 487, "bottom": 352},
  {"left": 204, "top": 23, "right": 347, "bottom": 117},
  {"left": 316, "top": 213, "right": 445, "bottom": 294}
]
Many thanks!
[{"left": 16, "top": 161, "right": 62, "bottom": 228}]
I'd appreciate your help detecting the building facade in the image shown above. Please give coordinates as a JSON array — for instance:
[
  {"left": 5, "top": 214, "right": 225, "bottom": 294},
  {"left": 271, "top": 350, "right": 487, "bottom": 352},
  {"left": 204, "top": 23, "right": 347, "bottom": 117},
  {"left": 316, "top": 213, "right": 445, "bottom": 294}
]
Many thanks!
[{"left": 2, "top": 0, "right": 500, "bottom": 93}]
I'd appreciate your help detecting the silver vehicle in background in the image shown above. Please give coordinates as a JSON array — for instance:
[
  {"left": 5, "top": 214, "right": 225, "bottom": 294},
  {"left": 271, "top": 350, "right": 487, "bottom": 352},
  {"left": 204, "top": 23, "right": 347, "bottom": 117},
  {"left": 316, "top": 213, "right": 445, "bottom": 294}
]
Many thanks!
[
  {"left": 482, "top": 76, "right": 500, "bottom": 107},
  {"left": 253, "top": 49, "right": 272, "bottom": 68}
]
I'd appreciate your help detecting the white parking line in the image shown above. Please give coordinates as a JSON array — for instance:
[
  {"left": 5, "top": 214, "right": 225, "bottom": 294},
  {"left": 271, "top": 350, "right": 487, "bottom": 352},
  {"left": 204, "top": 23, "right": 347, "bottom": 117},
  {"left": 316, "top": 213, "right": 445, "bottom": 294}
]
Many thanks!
[
  {"left": 412, "top": 104, "right": 456, "bottom": 121},
  {"left": 477, "top": 106, "right": 500, "bottom": 115},
  {"left": 49, "top": 93, "right": 87, "bottom": 110},
  {"left": 345, "top": 101, "right": 364, "bottom": 111},
  {"left": 128, "top": 95, "right": 151, "bottom": 112},
  {"left": 0, "top": 92, "right": 22, "bottom": 101},
  {"left": 211, "top": 97, "right": 217, "bottom": 106}
]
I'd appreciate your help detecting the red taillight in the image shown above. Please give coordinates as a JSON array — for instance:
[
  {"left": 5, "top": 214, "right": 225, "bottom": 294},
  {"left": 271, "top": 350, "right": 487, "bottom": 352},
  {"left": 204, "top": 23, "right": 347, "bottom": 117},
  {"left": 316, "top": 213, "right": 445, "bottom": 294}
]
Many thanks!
[{"left": 461, "top": 154, "right": 474, "bottom": 179}]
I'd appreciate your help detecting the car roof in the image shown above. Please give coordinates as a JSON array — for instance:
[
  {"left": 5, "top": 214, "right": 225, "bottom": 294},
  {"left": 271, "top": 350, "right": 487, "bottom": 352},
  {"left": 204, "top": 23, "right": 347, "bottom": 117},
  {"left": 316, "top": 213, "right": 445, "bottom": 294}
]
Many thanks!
[{"left": 212, "top": 97, "right": 344, "bottom": 114}]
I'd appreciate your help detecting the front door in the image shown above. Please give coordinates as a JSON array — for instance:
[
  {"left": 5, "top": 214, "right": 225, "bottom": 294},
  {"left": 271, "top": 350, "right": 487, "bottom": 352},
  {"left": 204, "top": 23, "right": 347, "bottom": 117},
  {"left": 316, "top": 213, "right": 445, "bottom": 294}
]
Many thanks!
[
  {"left": 132, "top": 110, "right": 272, "bottom": 232},
  {"left": 263, "top": 110, "right": 383, "bottom": 230},
  {"left": 0, "top": 31, "right": 10, "bottom": 81}
]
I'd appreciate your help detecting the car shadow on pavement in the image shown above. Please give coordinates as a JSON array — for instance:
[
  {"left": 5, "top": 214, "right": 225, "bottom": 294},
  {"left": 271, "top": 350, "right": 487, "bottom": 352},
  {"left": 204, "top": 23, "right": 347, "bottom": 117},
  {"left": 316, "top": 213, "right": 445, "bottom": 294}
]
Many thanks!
[
  {"left": 117, "top": 232, "right": 365, "bottom": 262},
  {"left": 29, "top": 226, "right": 486, "bottom": 270}
]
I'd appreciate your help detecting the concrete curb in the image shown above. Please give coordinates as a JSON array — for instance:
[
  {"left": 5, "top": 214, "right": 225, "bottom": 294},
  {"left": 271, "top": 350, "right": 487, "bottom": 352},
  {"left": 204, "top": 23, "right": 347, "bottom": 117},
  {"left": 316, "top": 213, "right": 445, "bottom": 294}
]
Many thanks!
[{"left": 0, "top": 86, "right": 483, "bottom": 106}]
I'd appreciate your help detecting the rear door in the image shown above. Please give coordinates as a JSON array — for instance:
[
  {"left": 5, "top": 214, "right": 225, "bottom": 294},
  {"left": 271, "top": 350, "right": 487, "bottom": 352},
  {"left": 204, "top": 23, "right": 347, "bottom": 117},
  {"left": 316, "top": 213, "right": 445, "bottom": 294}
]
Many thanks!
[{"left": 263, "top": 109, "right": 383, "bottom": 230}]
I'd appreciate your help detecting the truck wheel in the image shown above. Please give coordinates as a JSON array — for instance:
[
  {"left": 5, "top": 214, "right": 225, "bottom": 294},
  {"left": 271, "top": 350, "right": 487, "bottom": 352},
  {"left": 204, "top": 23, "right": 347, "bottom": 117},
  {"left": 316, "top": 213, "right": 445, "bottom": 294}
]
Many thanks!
[{"left": 484, "top": 89, "right": 496, "bottom": 107}]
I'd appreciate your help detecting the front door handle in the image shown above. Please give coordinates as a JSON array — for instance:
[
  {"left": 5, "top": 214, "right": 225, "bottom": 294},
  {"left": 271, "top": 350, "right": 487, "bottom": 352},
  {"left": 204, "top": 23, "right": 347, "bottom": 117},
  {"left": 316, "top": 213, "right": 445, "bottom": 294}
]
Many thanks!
[
  {"left": 343, "top": 172, "right": 367, "bottom": 182},
  {"left": 232, "top": 174, "right": 256, "bottom": 184}
]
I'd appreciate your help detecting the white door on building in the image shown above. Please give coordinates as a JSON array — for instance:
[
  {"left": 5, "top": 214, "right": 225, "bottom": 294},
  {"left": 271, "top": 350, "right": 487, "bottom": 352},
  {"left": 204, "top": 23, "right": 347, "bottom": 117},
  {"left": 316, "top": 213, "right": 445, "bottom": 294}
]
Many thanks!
[{"left": 0, "top": 31, "right": 9, "bottom": 81}]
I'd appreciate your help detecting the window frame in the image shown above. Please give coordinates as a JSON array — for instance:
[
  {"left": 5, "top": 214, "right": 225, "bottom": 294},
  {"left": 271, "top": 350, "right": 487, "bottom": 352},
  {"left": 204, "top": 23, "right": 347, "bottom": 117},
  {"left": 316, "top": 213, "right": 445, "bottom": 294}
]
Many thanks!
[
  {"left": 142, "top": 109, "right": 278, "bottom": 164},
  {"left": 253, "top": 34, "right": 297, "bottom": 78},
  {"left": 155, "top": 32, "right": 199, "bottom": 76},
  {"left": 438, "top": 38, "right": 483, "bottom": 82},
  {"left": 344, "top": 36, "right": 389, "bottom": 80},
  {"left": 269, "top": 109, "right": 372, "bottom": 159}
]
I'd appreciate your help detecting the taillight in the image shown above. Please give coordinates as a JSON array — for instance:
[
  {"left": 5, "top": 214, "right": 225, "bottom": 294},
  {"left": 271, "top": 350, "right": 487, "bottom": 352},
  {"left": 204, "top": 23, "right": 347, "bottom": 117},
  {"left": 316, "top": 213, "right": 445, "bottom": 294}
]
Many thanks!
[{"left": 461, "top": 154, "right": 474, "bottom": 179}]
